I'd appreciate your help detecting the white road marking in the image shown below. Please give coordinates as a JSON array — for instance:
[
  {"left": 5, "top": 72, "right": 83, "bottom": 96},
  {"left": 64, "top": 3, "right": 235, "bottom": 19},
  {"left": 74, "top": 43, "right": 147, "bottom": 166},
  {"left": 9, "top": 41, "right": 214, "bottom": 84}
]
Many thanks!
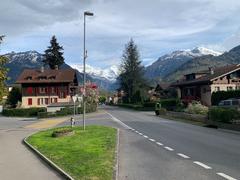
[
  {"left": 164, "top": 146, "right": 174, "bottom": 151},
  {"left": 143, "top": 135, "right": 148, "bottom": 138},
  {"left": 193, "top": 161, "right": 212, "bottom": 169},
  {"left": 107, "top": 113, "right": 132, "bottom": 129},
  {"left": 149, "top": 138, "right": 155, "bottom": 142},
  {"left": 139, "top": 133, "right": 143, "bottom": 135},
  {"left": 156, "top": 142, "right": 163, "bottom": 146},
  {"left": 135, "top": 130, "right": 139, "bottom": 133},
  {"left": 177, "top": 153, "right": 190, "bottom": 159},
  {"left": 131, "top": 128, "right": 135, "bottom": 131},
  {"left": 217, "top": 173, "right": 237, "bottom": 180}
]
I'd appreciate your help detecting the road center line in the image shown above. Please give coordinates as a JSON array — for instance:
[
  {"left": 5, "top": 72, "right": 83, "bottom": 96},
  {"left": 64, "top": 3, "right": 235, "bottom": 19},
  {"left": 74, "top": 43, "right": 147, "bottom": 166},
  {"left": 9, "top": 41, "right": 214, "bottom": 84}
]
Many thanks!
[
  {"left": 177, "top": 153, "right": 190, "bottom": 159},
  {"left": 149, "top": 138, "right": 155, "bottom": 142},
  {"left": 217, "top": 173, "right": 237, "bottom": 180},
  {"left": 193, "top": 161, "right": 212, "bottom": 169},
  {"left": 107, "top": 112, "right": 132, "bottom": 129},
  {"left": 156, "top": 142, "right": 163, "bottom": 146},
  {"left": 139, "top": 133, "right": 143, "bottom": 135},
  {"left": 164, "top": 146, "right": 174, "bottom": 151},
  {"left": 143, "top": 135, "right": 148, "bottom": 138}
]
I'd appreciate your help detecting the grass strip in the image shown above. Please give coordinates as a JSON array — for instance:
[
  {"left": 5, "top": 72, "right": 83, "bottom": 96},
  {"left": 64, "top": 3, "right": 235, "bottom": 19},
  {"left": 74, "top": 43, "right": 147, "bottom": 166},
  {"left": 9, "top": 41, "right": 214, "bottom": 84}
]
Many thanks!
[{"left": 27, "top": 125, "right": 117, "bottom": 180}]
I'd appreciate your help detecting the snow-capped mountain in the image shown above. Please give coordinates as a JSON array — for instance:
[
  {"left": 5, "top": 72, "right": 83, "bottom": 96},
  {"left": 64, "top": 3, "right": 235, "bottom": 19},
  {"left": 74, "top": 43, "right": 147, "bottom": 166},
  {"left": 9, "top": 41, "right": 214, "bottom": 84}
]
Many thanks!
[
  {"left": 4, "top": 51, "right": 118, "bottom": 91},
  {"left": 145, "top": 47, "right": 222, "bottom": 80},
  {"left": 70, "top": 64, "right": 119, "bottom": 82}
]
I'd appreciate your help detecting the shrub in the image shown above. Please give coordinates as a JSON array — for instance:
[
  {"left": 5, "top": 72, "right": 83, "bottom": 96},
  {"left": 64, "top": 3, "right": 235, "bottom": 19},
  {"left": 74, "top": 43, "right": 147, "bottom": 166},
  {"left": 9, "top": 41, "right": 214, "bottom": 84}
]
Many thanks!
[
  {"left": 208, "top": 107, "right": 240, "bottom": 124},
  {"left": 143, "top": 102, "right": 156, "bottom": 108},
  {"left": 159, "top": 98, "right": 180, "bottom": 110},
  {"left": 212, "top": 90, "right": 240, "bottom": 105},
  {"left": 158, "top": 108, "right": 167, "bottom": 115},
  {"left": 3, "top": 107, "right": 46, "bottom": 117},
  {"left": 184, "top": 101, "right": 208, "bottom": 115},
  {"left": 37, "top": 103, "right": 98, "bottom": 118}
]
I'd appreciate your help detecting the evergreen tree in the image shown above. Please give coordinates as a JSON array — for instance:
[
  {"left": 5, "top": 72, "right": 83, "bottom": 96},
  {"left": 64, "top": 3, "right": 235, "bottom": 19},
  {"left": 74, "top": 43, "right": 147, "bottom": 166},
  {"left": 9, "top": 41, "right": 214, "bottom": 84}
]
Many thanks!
[
  {"left": 118, "top": 39, "right": 147, "bottom": 103},
  {"left": 7, "top": 87, "right": 21, "bottom": 108},
  {"left": 43, "top": 35, "right": 64, "bottom": 69},
  {"left": 0, "top": 36, "right": 8, "bottom": 102}
]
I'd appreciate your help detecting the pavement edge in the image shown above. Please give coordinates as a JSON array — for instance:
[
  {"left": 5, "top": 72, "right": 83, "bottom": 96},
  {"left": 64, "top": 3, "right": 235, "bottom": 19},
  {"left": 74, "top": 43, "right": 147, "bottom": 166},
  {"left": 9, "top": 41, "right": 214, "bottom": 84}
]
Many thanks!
[
  {"left": 113, "top": 128, "right": 120, "bottom": 180},
  {"left": 23, "top": 135, "right": 74, "bottom": 180}
]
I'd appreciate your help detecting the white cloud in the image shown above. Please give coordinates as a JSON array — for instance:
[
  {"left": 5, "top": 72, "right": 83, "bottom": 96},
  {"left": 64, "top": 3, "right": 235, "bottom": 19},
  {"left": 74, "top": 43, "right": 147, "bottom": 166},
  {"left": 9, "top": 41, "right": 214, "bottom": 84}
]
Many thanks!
[{"left": 1, "top": 0, "right": 240, "bottom": 67}]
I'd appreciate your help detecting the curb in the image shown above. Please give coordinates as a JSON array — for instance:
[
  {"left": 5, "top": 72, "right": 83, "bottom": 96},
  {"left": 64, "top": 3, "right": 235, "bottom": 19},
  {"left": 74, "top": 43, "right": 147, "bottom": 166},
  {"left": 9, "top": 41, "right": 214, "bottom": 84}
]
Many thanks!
[
  {"left": 23, "top": 135, "right": 74, "bottom": 180},
  {"left": 114, "top": 128, "right": 120, "bottom": 180}
]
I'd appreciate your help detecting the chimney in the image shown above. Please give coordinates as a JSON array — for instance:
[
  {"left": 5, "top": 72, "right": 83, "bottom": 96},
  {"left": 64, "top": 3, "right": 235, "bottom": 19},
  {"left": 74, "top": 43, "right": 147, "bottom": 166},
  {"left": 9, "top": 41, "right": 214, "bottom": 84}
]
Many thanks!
[
  {"left": 40, "top": 66, "right": 44, "bottom": 73},
  {"left": 209, "top": 67, "right": 214, "bottom": 75},
  {"left": 54, "top": 65, "right": 59, "bottom": 70}
]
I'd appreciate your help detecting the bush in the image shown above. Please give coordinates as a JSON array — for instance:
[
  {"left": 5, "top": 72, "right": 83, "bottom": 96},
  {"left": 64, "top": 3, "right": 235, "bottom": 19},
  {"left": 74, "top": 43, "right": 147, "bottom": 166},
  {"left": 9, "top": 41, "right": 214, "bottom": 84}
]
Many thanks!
[
  {"left": 208, "top": 107, "right": 240, "bottom": 123},
  {"left": 38, "top": 103, "right": 98, "bottom": 118},
  {"left": 3, "top": 107, "right": 46, "bottom": 117},
  {"left": 159, "top": 98, "right": 180, "bottom": 110},
  {"left": 184, "top": 101, "right": 208, "bottom": 115},
  {"left": 143, "top": 102, "right": 156, "bottom": 108},
  {"left": 156, "top": 108, "right": 167, "bottom": 115},
  {"left": 212, "top": 90, "right": 240, "bottom": 105}
]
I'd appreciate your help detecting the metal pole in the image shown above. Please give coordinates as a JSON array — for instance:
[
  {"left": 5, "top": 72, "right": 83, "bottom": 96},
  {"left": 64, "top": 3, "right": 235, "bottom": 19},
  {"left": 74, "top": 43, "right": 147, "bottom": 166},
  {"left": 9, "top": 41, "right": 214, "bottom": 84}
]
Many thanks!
[{"left": 83, "top": 14, "right": 86, "bottom": 131}]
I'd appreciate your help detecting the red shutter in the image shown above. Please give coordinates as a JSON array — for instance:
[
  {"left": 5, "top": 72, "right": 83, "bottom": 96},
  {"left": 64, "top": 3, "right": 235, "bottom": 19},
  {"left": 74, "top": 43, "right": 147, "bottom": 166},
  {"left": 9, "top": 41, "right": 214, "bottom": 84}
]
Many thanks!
[
  {"left": 45, "top": 98, "right": 49, "bottom": 105},
  {"left": 28, "top": 98, "right": 32, "bottom": 105},
  {"left": 37, "top": 98, "right": 40, "bottom": 105}
]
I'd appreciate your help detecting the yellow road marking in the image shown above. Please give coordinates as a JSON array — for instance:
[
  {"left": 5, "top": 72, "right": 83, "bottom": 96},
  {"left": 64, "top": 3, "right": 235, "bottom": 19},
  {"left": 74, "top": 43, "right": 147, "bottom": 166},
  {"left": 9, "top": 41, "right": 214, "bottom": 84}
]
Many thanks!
[{"left": 25, "top": 119, "right": 68, "bottom": 129}]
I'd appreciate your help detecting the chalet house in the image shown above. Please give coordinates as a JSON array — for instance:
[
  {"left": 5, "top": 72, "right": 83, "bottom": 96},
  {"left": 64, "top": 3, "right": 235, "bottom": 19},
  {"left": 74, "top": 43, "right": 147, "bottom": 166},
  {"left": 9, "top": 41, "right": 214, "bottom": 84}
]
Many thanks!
[
  {"left": 172, "top": 64, "right": 240, "bottom": 106},
  {"left": 16, "top": 68, "right": 78, "bottom": 108}
]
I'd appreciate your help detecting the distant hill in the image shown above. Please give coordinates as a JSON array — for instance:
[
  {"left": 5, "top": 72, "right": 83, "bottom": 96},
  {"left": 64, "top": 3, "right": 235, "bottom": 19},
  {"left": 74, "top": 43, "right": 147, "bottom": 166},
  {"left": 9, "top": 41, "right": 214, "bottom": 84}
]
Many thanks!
[
  {"left": 4, "top": 51, "right": 117, "bottom": 91},
  {"left": 145, "top": 47, "right": 222, "bottom": 81},
  {"left": 165, "top": 45, "right": 240, "bottom": 82}
]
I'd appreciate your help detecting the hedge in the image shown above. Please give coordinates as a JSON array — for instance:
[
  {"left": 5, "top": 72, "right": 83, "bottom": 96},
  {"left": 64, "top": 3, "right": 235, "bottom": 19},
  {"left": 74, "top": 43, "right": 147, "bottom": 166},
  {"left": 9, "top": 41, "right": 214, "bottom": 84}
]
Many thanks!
[
  {"left": 212, "top": 90, "right": 240, "bottom": 105},
  {"left": 2, "top": 107, "right": 46, "bottom": 117},
  {"left": 208, "top": 107, "right": 240, "bottom": 124},
  {"left": 38, "top": 103, "right": 98, "bottom": 118},
  {"left": 159, "top": 98, "right": 180, "bottom": 110}
]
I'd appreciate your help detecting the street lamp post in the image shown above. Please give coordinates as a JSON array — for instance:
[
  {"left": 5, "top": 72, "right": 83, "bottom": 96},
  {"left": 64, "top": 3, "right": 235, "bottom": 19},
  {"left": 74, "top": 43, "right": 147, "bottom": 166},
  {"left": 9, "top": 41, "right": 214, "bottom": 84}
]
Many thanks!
[{"left": 83, "top": 11, "right": 94, "bottom": 131}]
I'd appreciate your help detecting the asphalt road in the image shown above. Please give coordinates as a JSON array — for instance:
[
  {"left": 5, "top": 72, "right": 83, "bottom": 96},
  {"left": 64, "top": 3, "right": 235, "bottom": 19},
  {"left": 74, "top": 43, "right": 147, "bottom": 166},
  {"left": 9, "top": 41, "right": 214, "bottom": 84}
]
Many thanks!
[{"left": 104, "top": 106, "right": 240, "bottom": 180}]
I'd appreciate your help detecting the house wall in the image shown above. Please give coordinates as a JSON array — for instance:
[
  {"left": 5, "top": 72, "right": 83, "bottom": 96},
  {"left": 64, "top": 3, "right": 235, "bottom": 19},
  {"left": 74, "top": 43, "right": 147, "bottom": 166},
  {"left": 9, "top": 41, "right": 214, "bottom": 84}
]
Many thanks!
[
  {"left": 200, "top": 85, "right": 212, "bottom": 106},
  {"left": 21, "top": 95, "right": 71, "bottom": 108}
]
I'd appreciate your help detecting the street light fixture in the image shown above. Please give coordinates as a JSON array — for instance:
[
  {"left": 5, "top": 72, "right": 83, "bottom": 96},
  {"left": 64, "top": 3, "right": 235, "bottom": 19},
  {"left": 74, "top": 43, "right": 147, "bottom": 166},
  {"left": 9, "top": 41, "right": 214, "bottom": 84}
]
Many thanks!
[{"left": 83, "top": 11, "right": 94, "bottom": 131}]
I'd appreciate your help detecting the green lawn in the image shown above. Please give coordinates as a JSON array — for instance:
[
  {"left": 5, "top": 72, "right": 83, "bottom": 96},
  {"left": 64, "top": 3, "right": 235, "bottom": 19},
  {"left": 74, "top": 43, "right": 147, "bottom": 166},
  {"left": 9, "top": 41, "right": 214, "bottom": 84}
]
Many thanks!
[{"left": 27, "top": 125, "right": 117, "bottom": 180}]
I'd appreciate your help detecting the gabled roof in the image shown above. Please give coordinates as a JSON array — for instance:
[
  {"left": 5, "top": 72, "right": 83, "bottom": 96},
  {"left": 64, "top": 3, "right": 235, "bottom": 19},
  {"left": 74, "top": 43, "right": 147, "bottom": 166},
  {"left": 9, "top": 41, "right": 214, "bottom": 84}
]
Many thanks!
[
  {"left": 16, "top": 68, "right": 77, "bottom": 84},
  {"left": 172, "top": 64, "right": 240, "bottom": 86}
]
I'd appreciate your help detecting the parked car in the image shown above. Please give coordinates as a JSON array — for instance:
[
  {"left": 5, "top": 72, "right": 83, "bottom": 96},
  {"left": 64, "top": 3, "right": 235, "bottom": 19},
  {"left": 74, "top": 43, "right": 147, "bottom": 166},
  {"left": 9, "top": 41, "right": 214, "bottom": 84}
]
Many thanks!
[{"left": 218, "top": 98, "right": 240, "bottom": 108}]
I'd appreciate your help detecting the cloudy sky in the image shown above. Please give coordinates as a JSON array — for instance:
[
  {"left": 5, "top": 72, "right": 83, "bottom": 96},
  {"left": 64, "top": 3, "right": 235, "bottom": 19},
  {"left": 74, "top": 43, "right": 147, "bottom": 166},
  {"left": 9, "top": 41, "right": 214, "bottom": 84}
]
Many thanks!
[{"left": 1, "top": 0, "right": 240, "bottom": 68}]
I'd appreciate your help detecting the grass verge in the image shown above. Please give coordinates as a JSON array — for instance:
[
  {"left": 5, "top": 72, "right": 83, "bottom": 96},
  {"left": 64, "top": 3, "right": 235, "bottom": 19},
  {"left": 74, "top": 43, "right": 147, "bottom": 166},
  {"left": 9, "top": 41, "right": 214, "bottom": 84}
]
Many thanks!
[
  {"left": 158, "top": 114, "right": 207, "bottom": 127},
  {"left": 27, "top": 125, "right": 117, "bottom": 180}
]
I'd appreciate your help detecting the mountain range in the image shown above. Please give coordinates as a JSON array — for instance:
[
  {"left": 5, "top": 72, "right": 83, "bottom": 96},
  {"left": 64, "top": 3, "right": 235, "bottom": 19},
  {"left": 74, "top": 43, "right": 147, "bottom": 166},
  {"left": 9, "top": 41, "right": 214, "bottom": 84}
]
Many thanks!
[
  {"left": 4, "top": 51, "right": 117, "bottom": 90},
  {"left": 145, "top": 47, "right": 222, "bottom": 82},
  {"left": 4, "top": 44, "right": 240, "bottom": 91}
]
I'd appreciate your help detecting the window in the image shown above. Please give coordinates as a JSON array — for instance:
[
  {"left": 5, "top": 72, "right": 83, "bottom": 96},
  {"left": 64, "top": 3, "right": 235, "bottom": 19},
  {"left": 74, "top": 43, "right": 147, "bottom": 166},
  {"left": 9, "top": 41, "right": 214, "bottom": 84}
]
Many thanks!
[
  {"left": 227, "top": 86, "right": 233, "bottom": 91},
  {"left": 45, "top": 98, "right": 49, "bottom": 105},
  {"left": 37, "top": 98, "right": 40, "bottom": 105},
  {"left": 26, "top": 76, "right": 32, "bottom": 80},
  {"left": 51, "top": 87, "right": 55, "bottom": 93},
  {"left": 28, "top": 98, "right": 32, "bottom": 105},
  {"left": 54, "top": 98, "right": 58, "bottom": 103},
  {"left": 59, "top": 92, "right": 65, "bottom": 99},
  {"left": 48, "top": 76, "right": 56, "bottom": 80},
  {"left": 214, "top": 86, "right": 220, "bottom": 92},
  {"left": 39, "top": 87, "right": 46, "bottom": 93},
  {"left": 39, "top": 76, "right": 47, "bottom": 80}
]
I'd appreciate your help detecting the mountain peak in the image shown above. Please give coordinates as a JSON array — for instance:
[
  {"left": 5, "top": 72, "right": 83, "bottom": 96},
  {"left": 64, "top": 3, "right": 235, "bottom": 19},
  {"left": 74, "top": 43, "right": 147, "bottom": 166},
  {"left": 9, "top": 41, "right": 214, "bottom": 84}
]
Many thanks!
[
  {"left": 191, "top": 47, "right": 222, "bottom": 56},
  {"left": 70, "top": 64, "right": 119, "bottom": 82}
]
